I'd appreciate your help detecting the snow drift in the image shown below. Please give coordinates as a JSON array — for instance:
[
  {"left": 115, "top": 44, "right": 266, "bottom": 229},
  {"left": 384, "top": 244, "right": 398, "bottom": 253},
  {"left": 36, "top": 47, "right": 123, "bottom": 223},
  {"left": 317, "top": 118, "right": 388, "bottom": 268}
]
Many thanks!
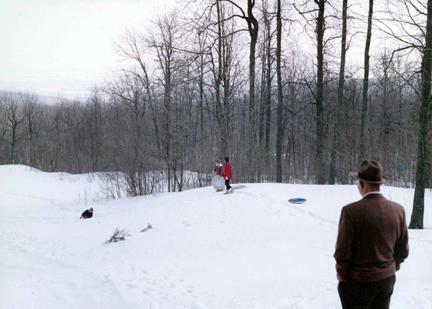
[{"left": 0, "top": 165, "right": 431, "bottom": 308}]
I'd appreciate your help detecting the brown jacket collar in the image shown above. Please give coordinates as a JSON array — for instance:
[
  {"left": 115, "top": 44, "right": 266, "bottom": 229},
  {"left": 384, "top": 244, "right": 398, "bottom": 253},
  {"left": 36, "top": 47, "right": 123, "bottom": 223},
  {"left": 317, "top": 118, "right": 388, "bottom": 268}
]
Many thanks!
[{"left": 362, "top": 192, "right": 383, "bottom": 200}]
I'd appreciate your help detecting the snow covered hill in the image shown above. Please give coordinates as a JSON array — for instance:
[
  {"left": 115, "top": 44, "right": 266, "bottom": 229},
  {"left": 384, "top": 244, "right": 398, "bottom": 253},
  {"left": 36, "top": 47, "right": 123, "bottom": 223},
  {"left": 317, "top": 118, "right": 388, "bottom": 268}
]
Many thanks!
[{"left": 1, "top": 165, "right": 431, "bottom": 309}]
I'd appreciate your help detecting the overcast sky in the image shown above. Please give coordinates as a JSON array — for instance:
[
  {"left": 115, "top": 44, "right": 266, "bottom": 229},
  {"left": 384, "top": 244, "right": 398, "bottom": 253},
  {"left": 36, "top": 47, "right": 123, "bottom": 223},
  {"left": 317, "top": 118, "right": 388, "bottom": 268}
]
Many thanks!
[
  {"left": 0, "top": 0, "right": 407, "bottom": 100},
  {"left": 0, "top": 0, "right": 176, "bottom": 98}
]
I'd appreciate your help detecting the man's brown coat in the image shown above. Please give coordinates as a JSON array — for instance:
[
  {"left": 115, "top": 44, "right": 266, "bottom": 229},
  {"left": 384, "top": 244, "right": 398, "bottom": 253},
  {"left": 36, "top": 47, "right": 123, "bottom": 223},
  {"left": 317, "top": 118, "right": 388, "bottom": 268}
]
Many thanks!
[{"left": 334, "top": 193, "right": 409, "bottom": 282}]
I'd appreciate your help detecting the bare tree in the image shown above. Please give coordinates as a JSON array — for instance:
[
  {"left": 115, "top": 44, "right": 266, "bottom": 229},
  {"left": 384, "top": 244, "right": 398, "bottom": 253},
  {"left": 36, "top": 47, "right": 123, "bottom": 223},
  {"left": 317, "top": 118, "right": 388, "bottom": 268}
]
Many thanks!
[
  {"left": 3, "top": 95, "right": 24, "bottom": 164},
  {"left": 21, "top": 93, "right": 39, "bottom": 166},
  {"left": 263, "top": 0, "right": 273, "bottom": 162},
  {"left": 329, "top": 0, "right": 349, "bottom": 184},
  {"left": 410, "top": 0, "right": 432, "bottom": 229},
  {"left": 315, "top": 0, "right": 327, "bottom": 184},
  {"left": 0, "top": 102, "right": 8, "bottom": 162},
  {"left": 359, "top": 0, "right": 374, "bottom": 160},
  {"left": 207, "top": 0, "right": 241, "bottom": 158},
  {"left": 257, "top": 0, "right": 275, "bottom": 180},
  {"left": 246, "top": 0, "right": 259, "bottom": 181},
  {"left": 211, "top": 0, "right": 259, "bottom": 180},
  {"left": 276, "top": 0, "right": 284, "bottom": 183},
  {"left": 119, "top": 30, "right": 162, "bottom": 155},
  {"left": 148, "top": 14, "right": 184, "bottom": 192}
]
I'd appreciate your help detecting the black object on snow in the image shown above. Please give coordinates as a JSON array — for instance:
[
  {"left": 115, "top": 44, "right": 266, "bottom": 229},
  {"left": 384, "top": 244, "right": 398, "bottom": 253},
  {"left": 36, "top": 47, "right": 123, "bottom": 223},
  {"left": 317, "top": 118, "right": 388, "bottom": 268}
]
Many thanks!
[{"left": 80, "top": 208, "right": 93, "bottom": 219}]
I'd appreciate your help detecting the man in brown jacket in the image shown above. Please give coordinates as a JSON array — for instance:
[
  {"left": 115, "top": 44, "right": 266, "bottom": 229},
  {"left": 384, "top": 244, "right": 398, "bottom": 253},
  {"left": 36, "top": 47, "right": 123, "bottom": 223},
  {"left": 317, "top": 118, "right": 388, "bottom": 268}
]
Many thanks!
[{"left": 334, "top": 160, "right": 409, "bottom": 309}]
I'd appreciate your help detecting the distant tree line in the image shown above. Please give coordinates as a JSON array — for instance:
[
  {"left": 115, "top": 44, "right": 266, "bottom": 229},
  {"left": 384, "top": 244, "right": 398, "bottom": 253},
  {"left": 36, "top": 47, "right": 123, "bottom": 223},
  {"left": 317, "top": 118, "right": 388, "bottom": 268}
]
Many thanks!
[{"left": 0, "top": 0, "right": 430, "bottom": 227}]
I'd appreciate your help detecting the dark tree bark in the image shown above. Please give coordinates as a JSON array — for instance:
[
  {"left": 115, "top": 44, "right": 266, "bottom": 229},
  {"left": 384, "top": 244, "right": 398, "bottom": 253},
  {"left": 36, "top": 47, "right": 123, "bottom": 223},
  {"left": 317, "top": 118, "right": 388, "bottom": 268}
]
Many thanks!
[
  {"left": 275, "top": 0, "right": 283, "bottom": 183},
  {"left": 315, "top": 0, "right": 326, "bottom": 184},
  {"left": 359, "top": 0, "right": 374, "bottom": 160},
  {"left": 258, "top": 38, "right": 266, "bottom": 180},
  {"left": 247, "top": 0, "right": 259, "bottom": 181},
  {"left": 87, "top": 93, "right": 102, "bottom": 171},
  {"left": 264, "top": 3, "right": 272, "bottom": 163},
  {"left": 329, "top": 0, "right": 348, "bottom": 184},
  {"left": 215, "top": 0, "right": 227, "bottom": 157},
  {"left": 24, "top": 99, "right": 36, "bottom": 166},
  {"left": 410, "top": 0, "right": 432, "bottom": 229},
  {"left": 198, "top": 32, "right": 205, "bottom": 137},
  {"left": 258, "top": 1, "right": 273, "bottom": 179}
]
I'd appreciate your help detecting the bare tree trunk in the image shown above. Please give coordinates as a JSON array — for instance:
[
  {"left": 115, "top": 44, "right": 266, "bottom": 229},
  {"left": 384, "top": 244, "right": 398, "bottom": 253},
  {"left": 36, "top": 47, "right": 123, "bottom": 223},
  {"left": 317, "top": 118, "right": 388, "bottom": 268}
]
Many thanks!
[
  {"left": 198, "top": 38, "right": 205, "bottom": 136},
  {"left": 257, "top": 41, "right": 266, "bottom": 180},
  {"left": 381, "top": 55, "right": 391, "bottom": 159},
  {"left": 216, "top": 0, "right": 226, "bottom": 156},
  {"left": 26, "top": 105, "right": 34, "bottom": 166},
  {"left": 258, "top": 1, "right": 273, "bottom": 180},
  {"left": 247, "top": 0, "right": 259, "bottom": 181},
  {"left": 264, "top": 1, "right": 272, "bottom": 163},
  {"left": 410, "top": 0, "right": 432, "bottom": 229},
  {"left": 6, "top": 99, "right": 24, "bottom": 164},
  {"left": 163, "top": 70, "right": 172, "bottom": 191},
  {"left": 10, "top": 123, "right": 17, "bottom": 164},
  {"left": 359, "top": 0, "right": 374, "bottom": 160},
  {"left": 315, "top": 0, "right": 326, "bottom": 184},
  {"left": 329, "top": 0, "right": 348, "bottom": 184},
  {"left": 150, "top": 16, "right": 178, "bottom": 191},
  {"left": 275, "top": 0, "right": 283, "bottom": 183}
]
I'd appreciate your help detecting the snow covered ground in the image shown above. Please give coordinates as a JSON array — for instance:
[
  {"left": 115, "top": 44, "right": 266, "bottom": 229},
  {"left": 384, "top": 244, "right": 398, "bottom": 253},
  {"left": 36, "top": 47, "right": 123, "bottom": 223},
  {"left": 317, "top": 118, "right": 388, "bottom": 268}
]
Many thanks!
[{"left": 1, "top": 165, "right": 431, "bottom": 309}]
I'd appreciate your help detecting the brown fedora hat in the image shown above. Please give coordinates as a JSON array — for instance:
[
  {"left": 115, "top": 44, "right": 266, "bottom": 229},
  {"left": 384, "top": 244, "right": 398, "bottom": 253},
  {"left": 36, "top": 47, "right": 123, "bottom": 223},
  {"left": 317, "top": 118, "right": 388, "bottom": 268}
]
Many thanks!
[{"left": 355, "top": 160, "right": 387, "bottom": 184}]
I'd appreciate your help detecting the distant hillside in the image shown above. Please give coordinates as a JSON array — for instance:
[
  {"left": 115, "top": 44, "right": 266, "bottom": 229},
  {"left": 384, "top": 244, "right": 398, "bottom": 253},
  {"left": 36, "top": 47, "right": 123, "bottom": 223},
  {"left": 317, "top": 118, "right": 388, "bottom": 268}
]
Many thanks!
[{"left": 0, "top": 89, "right": 73, "bottom": 105}]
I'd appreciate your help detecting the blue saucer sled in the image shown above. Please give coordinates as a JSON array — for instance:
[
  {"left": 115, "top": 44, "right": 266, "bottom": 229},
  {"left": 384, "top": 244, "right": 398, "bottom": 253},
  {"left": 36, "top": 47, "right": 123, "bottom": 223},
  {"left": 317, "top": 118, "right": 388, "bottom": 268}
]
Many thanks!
[{"left": 288, "top": 198, "right": 307, "bottom": 204}]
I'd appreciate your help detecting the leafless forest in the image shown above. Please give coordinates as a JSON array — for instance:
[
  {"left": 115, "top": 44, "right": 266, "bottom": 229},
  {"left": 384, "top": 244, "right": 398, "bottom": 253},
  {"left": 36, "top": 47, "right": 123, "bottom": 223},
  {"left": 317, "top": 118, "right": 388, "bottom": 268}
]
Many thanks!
[{"left": 0, "top": 0, "right": 431, "bottom": 226}]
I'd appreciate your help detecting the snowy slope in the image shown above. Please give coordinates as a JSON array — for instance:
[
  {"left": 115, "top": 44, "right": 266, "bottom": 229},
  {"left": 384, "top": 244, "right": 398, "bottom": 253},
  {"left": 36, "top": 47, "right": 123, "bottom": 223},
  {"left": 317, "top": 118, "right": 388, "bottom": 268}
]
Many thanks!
[{"left": 0, "top": 165, "right": 431, "bottom": 309}]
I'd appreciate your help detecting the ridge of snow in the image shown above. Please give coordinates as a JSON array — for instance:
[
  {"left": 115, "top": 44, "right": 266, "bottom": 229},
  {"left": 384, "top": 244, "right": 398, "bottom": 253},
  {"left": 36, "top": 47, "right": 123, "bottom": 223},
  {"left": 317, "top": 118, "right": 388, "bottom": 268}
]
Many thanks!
[{"left": 0, "top": 165, "right": 431, "bottom": 308}]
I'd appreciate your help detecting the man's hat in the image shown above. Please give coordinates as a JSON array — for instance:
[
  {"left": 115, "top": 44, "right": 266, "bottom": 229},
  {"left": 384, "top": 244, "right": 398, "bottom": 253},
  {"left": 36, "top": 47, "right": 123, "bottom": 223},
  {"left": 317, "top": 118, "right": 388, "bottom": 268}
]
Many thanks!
[{"left": 356, "top": 160, "right": 387, "bottom": 184}]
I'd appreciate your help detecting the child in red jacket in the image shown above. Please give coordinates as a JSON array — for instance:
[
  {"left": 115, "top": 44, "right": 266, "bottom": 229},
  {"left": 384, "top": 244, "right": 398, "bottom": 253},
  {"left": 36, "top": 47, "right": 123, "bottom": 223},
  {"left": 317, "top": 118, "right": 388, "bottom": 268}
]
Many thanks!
[
  {"left": 214, "top": 160, "right": 223, "bottom": 177},
  {"left": 223, "top": 157, "right": 233, "bottom": 193},
  {"left": 212, "top": 159, "right": 224, "bottom": 192}
]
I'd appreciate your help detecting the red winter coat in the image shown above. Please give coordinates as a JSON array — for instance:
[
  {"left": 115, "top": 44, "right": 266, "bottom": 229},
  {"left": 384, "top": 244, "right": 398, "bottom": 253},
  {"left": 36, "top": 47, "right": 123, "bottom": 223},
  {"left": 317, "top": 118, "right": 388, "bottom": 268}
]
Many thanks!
[
  {"left": 223, "top": 162, "right": 233, "bottom": 180},
  {"left": 214, "top": 165, "right": 223, "bottom": 177}
]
